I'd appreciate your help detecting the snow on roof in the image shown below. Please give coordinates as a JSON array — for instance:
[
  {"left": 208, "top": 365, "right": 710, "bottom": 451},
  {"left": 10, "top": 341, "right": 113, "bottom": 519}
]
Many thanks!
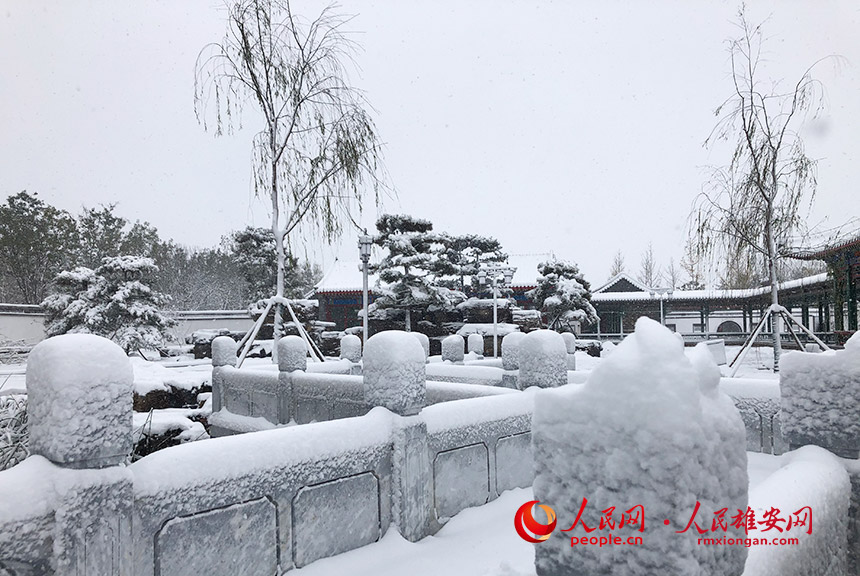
[
  {"left": 786, "top": 219, "right": 860, "bottom": 260},
  {"left": 315, "top": 252, "right": 554, "bottom": 294},
  {"left": 593, "top": 273, "right": 651, "bottom": 294},
  {"left": 592, "top": 272, "right": 830, "bottom": 303}
]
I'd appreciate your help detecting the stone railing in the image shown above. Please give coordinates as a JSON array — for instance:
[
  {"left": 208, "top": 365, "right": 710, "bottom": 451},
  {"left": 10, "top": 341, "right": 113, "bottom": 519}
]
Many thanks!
[{"left": 0, "top": 331, "right": 537, "bottom": 575}]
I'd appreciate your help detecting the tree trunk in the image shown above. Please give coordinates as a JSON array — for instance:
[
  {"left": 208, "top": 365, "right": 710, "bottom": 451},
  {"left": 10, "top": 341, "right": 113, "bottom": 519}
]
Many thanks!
[
  {"left": 404, "top": 308, "right": 412, "bottom": 332},
  {"left": 765, "top": 209, "right": 782, "bottom": 372},
  {"left": 271, "top": 130, "right": 286, "bottom": 363}
]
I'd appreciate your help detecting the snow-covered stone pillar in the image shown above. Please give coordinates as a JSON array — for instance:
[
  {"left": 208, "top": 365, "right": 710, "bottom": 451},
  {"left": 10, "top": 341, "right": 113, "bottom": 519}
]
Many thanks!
[
  {"left": 211, "top": 336, "right": 238, "bottom": 413},
  {"left": 363, "top": 331, "right": 433, "bottom": 541},
  {"left": 532, "top": 318, "right": 748, "bottom": 576},
  {"left": 363, "top": 331, "right": 426, "bottom": 416},
  {"left": 276, "top": 336, "right": 307, "bottom": 423},
  {"left": 411, "top": 332, "right": 430, "bottom": 362},
  {"left": 340, "top": 334, "right": 362, "bottom": 363},
  {"left": 26, "top": 334, "right": 134, "bottom": 574},
  {"left": 518, "top": 330, "right": 567, "bottom": 389},
  {"left": 561, "top": 332, "right": 577, "bottom": 371},
  {"left": 441, "top": 334, "right": 465, "bottom": 364},
  {"left": 501, "top": 332, "right": 525, "bottom": 389},
  {"left": 467, "top": 333, "right": 484, "bottom": 357},
  {"left": 28, "top": 334, "right": 133, "bottom": 469}
]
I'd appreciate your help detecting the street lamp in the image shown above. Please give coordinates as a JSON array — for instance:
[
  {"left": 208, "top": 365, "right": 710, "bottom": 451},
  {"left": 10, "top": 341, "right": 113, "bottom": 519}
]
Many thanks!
[
  {"left": 649, "top": 286, "right": 674, "bottom": 326},
  {"left": 477, "top": 264, "right": 517, "bottom": 358},
  {"left": 358, "top": 231, "right": 373, "bottom": 344}
]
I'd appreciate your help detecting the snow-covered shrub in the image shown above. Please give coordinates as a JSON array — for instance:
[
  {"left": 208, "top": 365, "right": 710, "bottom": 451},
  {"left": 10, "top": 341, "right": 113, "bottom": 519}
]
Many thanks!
[
  {"left": 27, "top": 334, "right": 133, "bottom": 468},
  {"left": 518, "top": 330, "right": 566, "bottom": 388},
  {"left": 533, "top": 318, "right": 748, "bottom": 576},
  {"left": 780, "top": 332, "right": 860, "bottom": 457},
  {"left": 42, "top": 256, "right": 176, "bottom": 354},
  {"left": 363, "top": 331, "right": 425, "bottom": 415},
  {"left": 501, "top": 332, "right": 526, "bottom": 371},
  {"left": 0, "top": 394, "right": 28, "bottom": 471},
  {"left": 467, "top": 333, "right": 484, "bottom": 356},
  {"left": 441, "top": 334, "right": 464, "bottom": 364},
  {"left": 340, "top": 334, "right": 362, "bottom": 363}
]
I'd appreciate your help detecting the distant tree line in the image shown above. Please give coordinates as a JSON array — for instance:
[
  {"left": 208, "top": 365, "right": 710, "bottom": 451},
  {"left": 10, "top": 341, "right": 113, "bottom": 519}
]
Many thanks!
[{"left": 0, "top": 191, "right": 321, "bottom": 308}]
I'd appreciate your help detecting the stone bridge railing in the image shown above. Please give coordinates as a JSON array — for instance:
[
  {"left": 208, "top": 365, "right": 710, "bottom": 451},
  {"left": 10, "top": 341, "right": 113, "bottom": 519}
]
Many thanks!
[{"left": 0, "top": 332, "right": 533, "bottom": 575}]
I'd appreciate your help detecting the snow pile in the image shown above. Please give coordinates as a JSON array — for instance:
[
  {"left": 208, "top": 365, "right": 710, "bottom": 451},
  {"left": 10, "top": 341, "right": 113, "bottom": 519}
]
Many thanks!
[
  {"left": 131, "top": 358, "right": 211, "bottom": 397},
  {"left": 518, "top": 330, "right": 566, "bottom": 389},
  {"left": 27, "top": 334, "right": 133, "bottom": 468},
  {"left": 340, "top": 334, "right": 362, "bottom": 363},
  {"left": 441, "top": 335, "right": 465, "bottom": 364},
  {"left": 363, "top": 331, "right": 426, "bottom": 416},
  {"left": 533, "top": 318, "right": 748, "bottom": 575},
  {"left": 277, "top": 335, "right": 307, "bottom": 372},
  {"left": 468, "top": 333, "right": 484, "bottom": 356},
  {"left": 133, "top": 409, "right": 208, "bottom": 445},
  {"left": 411, "top": 332, "right": 430, "bottom": 361},
  {"left": 742, "top": 446, "right": 850, "bottom": 576},
  {"left": 600, "top": 341, "right": 616, "bottom": 357},
  {"left": 780, "top": 333, "right": 860, "bottom": 457},
  {"left": 502, "top": 332, "right": 526, "bottom": 371}
]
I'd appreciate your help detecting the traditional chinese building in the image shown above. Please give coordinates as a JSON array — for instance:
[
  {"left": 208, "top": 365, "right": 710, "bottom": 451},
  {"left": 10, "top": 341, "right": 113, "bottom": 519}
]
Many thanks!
[{"left": 787, "top": 228, "right": 860, "bottom": 332}]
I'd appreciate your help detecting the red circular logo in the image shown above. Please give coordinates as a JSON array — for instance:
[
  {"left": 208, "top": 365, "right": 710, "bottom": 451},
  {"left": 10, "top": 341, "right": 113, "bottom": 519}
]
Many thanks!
[{"left": 514, "top": 500, "right": 557, "bottom": 543}]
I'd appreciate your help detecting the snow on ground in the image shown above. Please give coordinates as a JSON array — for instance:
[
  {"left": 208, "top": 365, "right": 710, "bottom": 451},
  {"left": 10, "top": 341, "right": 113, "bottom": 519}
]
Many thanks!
[{"left": 294, "top": 452, "right": 798, "bottom": 576}]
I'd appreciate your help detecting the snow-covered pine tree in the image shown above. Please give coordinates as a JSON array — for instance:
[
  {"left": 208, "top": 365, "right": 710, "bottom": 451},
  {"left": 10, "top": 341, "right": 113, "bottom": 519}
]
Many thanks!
[
  {"left": 445, "top": 234, "right": 507, "bottom": 294},
  {"left": 42, "top": 256, "right": 176, "bottom": 354},
  {"left": 527, "top": 259, "right": 598, "bottom": 332},
  {"left": 369, "top": 214, "right": 465, "bottom": 331}
]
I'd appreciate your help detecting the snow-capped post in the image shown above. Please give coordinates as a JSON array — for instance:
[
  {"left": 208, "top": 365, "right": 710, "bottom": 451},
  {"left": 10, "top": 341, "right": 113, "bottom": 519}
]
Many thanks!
[
  {"left": 28, "top": 334, "right": 133, "bottom": 468},
  {"left": 278, "top": 335, "right": 307, "bottom": 373},
  {"left": 363, "top": 331, "right": 426, "bottom": 416},
  {"left": 467, "top": 333, "right": 484, "bottom": 357},
  {"left": 211, "top": 336, "right": 238, "bottom": 412},
  {"left": 518, "top": 330, "right": 567, "bottom": 389},
  {"left": 561, "top": 332, "right": 577, "bottom": 371},
  {"left": 532, "top": 318, "right": 748, "bottom": 576},
  {"left": 411, "top": 332, "right": 430, "bottom": 362},
  {"left": 340, "top": 334, "right": 362, "bottom": 363},
  {"left": 362, "top": 331, "right": 433, "bottom": 541},
  {"left": 26, "top": 334, "right": 135, "bottom": 573},
  {"left": 441, "top": 334, "right": 465, "bottom": 364},
  {"left": 501, "top": 332, "right": 525, "bottom": 389},
  {"left": 780, "top": 332, "right": 860, "bottom": 458}
]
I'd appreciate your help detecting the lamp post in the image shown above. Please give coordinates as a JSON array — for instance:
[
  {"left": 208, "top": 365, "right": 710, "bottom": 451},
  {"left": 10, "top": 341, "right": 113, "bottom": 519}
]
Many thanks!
[
  {"left": 358, "top": 232, "right": 373, "bottom": 344},
  {"left": 649, "top": 286, "right": 674, "bottom": 326},
  {"left": 477, "top": 264, "right": 517, "bottom": 358}
]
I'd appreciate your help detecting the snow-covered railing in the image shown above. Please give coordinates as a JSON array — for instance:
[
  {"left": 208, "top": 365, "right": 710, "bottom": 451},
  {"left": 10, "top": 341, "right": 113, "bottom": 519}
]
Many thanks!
[
  {"left": 720, "top": 378, "right": 786, "bottom": 455},
  {"left": 209, "top": 336, "right": 519, "bottom": 434},
  {"left": 0, "top": 331, "right": 542, "bottom": 574},
  {"left": 743, "top": 446, "right": 851, "bottom": 576}
]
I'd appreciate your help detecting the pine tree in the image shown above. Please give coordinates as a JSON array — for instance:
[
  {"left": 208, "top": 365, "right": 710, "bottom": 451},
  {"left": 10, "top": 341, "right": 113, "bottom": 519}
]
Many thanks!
[
  {"left": 43, "top": 256, "right": 176, "bottom": 353},
  {"left": 527, "top": 259, "right": 598, "bottom": 332},
  {"left": 445, "top": 234, "right": 507, "bottom": 294},
  {"left": 369, "top": 214, "right": 464, "bottom": 331}
]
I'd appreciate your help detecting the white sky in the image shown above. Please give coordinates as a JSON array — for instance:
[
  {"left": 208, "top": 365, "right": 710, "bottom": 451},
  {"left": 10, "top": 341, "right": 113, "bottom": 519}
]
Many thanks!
[{"left": 2, "top": 1, "right": 859, "bottom": 285}]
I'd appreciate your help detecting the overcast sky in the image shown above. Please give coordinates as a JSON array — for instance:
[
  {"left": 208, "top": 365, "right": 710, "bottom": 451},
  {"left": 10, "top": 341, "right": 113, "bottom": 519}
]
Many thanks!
[{"left": 2, "top": 1, "right": 859, "bottom": 286}]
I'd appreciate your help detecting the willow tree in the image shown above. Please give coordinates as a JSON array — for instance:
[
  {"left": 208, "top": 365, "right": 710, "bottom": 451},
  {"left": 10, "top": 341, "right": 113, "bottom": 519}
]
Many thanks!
[
  {"left": 195, "top": 0, "right": 383, "bottom": 356},
  {"left": 692, "top": 9, "right": 828, "bottom": 371}
]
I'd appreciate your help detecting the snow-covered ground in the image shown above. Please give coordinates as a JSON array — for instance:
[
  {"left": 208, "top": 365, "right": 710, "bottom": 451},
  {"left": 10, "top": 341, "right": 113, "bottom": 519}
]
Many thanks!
[{"left": 294, "top": 453, "right": 789, "bottom": 576}]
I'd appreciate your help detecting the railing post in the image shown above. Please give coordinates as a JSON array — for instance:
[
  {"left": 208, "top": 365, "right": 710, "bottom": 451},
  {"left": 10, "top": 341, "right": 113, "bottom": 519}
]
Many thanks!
[{"left": 27, "top": 334, "right": 135, "bottom": 575}]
